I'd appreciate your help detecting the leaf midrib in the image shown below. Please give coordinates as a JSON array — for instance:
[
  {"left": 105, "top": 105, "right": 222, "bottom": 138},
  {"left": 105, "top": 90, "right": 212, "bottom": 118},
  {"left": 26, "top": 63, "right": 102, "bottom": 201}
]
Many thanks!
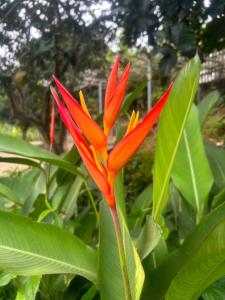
[
  {"left": 183, "top": 130, "right": 200, "bottom": 212},
  {"left": 0, "top": 244, "right": 96, "bottom": 281}
]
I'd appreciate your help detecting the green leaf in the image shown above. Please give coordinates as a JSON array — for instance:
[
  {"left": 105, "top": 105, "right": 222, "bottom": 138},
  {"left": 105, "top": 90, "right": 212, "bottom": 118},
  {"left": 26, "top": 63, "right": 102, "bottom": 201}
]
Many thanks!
[
  {"left": 129, "top": 185, "right": 152, "bottom": 229},
  {"left": 172, "top": 105, "right": 213, "bottom": 217},
  {"left": 0, "top": 134, "right": 84, "bottom": 177},
  {"left": 153, "top": 55, "right": 201, "bottom": 220},
  {"left": 0, "top": 156, "right": 42, "bottom": 170},
  {"left": 0, "top": 169, "right": 41, "bottom": 207},
  {"left": 0, "top": 271, "right": 16, "bottom": 287},
  {"left": 198, "top": 90, "right": 220, "bottom": 127},
  {"left": 134, "top": 215, "right": 161, "bottom": 260},
  {"left": 142, "top": 201, "right": 225, "bottom": 300},
  {"left": 0, "top": 183, "right": 23, "bottom": 205},
  {"left": 201, "top": 277, "right": 225, "bottom": 300},
  {"left": 16, "top": 276, "right": 41, "bottom": 300},
  {"left": 98, "top": 201, "right": 144, "bottom": 300},
  {"left": 115, "top": 171, "right": 127, "bottom": 220},
  {"left": 121, "top": 81, "right": 147, "bottom": 112},
  {"left": 61, "top": 176, "right": 84, "bottom": 219},
  {"left": 205, "top": 143, "right": 225, "bottom": 191},
  {"left": 0, "top": 211, "right": 97, "bottom": 283},
  {"left": 211, "top": 189, "right": 225, "bottom": 209},
  {"left": 80, "top": 285, "right": 98, "bottom": 300}
]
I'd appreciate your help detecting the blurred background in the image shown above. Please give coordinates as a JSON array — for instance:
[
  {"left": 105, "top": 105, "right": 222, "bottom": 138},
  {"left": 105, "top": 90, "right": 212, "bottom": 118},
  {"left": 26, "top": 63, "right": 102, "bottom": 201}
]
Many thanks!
[{"left": 0, "top": 0, "right": 224, "bottom": 165}]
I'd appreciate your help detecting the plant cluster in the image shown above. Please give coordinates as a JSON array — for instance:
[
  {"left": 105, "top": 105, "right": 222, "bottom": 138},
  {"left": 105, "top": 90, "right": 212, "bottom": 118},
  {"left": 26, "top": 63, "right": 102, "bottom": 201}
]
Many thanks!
[{"left": 0, "top": 55, "right": 224, "bottom": 300}]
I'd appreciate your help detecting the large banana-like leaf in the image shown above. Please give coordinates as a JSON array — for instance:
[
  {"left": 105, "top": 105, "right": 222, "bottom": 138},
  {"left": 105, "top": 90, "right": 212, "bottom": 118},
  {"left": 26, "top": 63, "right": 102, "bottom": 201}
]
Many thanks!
[
  {"left": 134, "top": 215, "right": 161, "bottom": 260},
  {"left": 129, "top": 185, "right": 152, "bottom": 229},
  {"left": 15, "top": 276, "right": 41, "bottom": 300},
  {"left": 172, "top": 105, "right": 213, "bottom": 217},
  {"left": 0, "top": 134, "right": 83, "bottom": 177},
  {"left": 205, "top": 143, "right": 225, "bottom": 191},
  {"left": 141, "top": 201, "right": 225, "bottom": 300},
  {"left": 98, "top": 201, "right": 144, "bottom": 300},
  {"left": 198, "top": 90, "right": 220, "bottom": 127},
  {"left": 0, "top": 211, "right": 97, "bottom": 283},
  {"left": 153, "top": 55, "right": 201, "bottom": 220},
  {"left": 0, "top": 183, "right": 22, "bottom": 205}
]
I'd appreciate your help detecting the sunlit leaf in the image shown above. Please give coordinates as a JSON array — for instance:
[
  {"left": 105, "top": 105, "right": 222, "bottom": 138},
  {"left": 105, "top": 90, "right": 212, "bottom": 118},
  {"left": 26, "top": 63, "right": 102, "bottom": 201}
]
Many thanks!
[
  {"left": 153, "top": 55, "right": 201, "bottom": 220},
  {"left": 172, "top": 105, "right": 213, "bottom": 218}
]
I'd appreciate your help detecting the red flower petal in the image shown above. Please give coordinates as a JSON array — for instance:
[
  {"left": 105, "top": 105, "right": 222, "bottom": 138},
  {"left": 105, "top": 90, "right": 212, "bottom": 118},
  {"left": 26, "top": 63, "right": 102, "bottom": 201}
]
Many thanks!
[
  {"left": 51, "top": 87, "right": 112, "bottom": 203},
  {"left": 49, "top": 100, "right": 55, "bottom": 148},
  {"left": 104, "top": 54, "right": 120, "bottom": 111},
  {"left": 104, "top": 63, "right": 130, "bottom": 137},
  {"left": 53, "top": 76, "right": 106, "bottom": 152}
]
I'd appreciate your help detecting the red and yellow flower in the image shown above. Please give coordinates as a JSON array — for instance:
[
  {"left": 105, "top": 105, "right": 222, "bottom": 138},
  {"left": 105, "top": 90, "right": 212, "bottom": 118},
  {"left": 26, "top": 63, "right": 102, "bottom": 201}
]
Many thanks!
[{"left": 51, "top": 55, "right": 173, "bottom": 208}]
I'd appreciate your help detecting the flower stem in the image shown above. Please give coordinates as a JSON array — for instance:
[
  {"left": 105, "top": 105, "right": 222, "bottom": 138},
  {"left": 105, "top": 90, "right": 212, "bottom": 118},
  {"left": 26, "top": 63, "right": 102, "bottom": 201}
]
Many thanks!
[
  {"left": 84, "top": 181, "right": 99, "bottom": 226},
  {"left": 110, "top": 206, "right": 132, "bottom": 300}
]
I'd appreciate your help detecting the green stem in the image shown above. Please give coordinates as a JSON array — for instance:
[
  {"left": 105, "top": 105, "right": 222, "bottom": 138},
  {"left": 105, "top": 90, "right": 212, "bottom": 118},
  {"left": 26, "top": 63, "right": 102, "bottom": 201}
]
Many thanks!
[
  {"left": 110, "top": 206, "right": 132, "bottom": 300},
  {"left": 84, "top": 181, "right": 99, "bottom": 226},
  {"left": 44, "top": 164, "right": 53, "bottom": 210}
]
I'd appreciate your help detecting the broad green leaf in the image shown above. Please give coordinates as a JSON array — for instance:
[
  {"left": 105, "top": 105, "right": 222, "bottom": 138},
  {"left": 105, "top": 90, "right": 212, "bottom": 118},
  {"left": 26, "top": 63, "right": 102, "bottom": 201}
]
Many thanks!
[
  {"left": 141, "top": 201, "right": 225, "bottom": 300},
  {"left": 0, "top": 183, "right": 22, "bottom": 205},
  {"left": 0, "top": 156, "right": 42, "bottom": 169},
  {"left": 121, "top": 81, "right": 147, "bottom": 112},
  {"left": 205, "top": 143, "right": 225, "bottom": 191},
  {"left": 198, "top": 90, "right": 220, "bottom": 127},
  {"left": 22, "top": 171, "right": 47, "bottom": 215},
  {"left": 16, "top": 276, "right": 41, "bottom": 300},
  {"left": 172, "top": 105, "right": 213, "bottom": 217},
  {"left": 0, "top": 211, "right": 97, "bottom": 283},
  {"left": 134, "top": 215, "right": 161, "bottom": 260},
  {"left": 98, "top": 201, "right": 144, "bottom": 300},
  {"left": 0, "top": 134, "right": 84, "bottom": 177},
  {"left": 0, "top": 271, "right": 16, "bottom": 287},
  {"left": 211, "top": 189, "right": 225, "bottom": 208},
  {"left": 201, "top": 277, "right": 225, "bottom": 300},
  {"left": 153, "top": 55, "right": 201, "bottom": 220},
  {"left": 115, "top": 171, "right": 127, "bottom": 220},
  {"left": 51, "top": 179, "right": 72, "bottom": 211},
  {"left": 129, "top": 185, "right": 152, "bottom": 229},
  {"left": 81, "top": 285, "right": 98, "bottom": 300},
  {"left": 61, "top": 176, "right": 83, "bottom": 218}
]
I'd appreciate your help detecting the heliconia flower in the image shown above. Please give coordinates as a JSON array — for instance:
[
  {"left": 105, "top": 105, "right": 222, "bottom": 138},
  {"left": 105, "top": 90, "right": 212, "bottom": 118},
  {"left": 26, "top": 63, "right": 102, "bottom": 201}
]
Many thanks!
[
  {"left": 104, "top": 59, "right": 130, "bottom": 137},
  {"left": 52, "top": 75, "right": 107, "bottom": 159},
  {"left": 104, "top": 54, "right": 120, "bottom": 112},
  {"left": 49, "top": 100, "right": 55, "bottom": 150},
  {"left": 50, "top": 87, "right": 115, "bottom": 206},
  {"left": 51, "top": 56, "right": 173, "bottom": 208},
  {"left": 107, "top": 83, "right": 173, "bottom": 174}
]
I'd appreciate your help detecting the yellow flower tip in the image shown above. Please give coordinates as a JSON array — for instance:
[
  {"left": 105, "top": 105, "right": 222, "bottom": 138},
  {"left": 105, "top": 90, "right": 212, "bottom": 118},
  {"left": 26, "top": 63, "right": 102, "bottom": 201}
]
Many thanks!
[
  {"left": 79, "top": 90, "right": 91, "bottom": 117},
  {"left": 104, "top": 123, "right": 110, "bottom": 138},
  {"left": 125, "top": 110, "right": 138, "bottom": 136},
  {"left": 91, "top": 146, "right": 105, "bottom": 174},
  {"left": 100, "top": 146, "right": 109, "bottom": 165},
  {"left": 79, "top": 142, "right": 93, "bottom": 162},
  {"left": 133, "top": 110, "right": 139, "bottom": 129}
]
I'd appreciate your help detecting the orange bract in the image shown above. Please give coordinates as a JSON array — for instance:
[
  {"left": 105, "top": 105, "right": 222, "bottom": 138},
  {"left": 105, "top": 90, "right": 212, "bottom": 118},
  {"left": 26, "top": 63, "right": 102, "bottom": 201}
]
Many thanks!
[{"left": 51, "top": 56, "right": 173, "bottom": 208}]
